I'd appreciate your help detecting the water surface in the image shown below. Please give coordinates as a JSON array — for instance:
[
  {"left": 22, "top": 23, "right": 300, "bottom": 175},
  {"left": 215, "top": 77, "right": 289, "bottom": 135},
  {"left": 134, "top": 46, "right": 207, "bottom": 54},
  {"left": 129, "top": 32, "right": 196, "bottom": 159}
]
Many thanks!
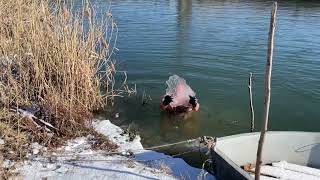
[{"left": 84, "top": 0, "right": 320, "bottom": 152}]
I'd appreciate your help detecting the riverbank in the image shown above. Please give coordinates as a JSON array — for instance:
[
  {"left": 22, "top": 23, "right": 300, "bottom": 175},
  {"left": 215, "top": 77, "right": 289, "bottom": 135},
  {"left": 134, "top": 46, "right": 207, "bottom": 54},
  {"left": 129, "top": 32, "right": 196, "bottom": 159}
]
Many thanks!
[
  {"left": 1, "top": 119, "right": 215, "bottom": 179},
  {"left": 0, "top": 0, "right": 131, "bottom": 170}
]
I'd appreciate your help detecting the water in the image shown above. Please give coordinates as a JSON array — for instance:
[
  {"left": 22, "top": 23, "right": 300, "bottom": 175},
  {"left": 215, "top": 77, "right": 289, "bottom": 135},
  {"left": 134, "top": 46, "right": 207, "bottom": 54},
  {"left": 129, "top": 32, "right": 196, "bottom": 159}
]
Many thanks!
[{"left": 79, "top": 0, "right": 320, "bottom": 158}]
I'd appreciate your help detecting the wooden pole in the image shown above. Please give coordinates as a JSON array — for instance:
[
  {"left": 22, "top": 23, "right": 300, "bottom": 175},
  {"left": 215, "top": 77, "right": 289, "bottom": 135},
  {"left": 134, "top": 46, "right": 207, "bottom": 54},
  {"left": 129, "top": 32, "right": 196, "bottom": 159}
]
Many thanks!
[
  {"left": 248, "top": 72, "right": 254, "bottom": 132},
  {"left": 255, "top": 2, "right": 277, "bottom": 180}
]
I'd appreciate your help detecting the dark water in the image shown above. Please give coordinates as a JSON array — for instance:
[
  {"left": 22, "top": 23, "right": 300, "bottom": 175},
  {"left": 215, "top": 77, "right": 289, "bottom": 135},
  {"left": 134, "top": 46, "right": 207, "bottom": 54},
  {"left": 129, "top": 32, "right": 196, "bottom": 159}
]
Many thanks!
[{"left": 82, "top": 0, "right": 320, "bottom": 154}]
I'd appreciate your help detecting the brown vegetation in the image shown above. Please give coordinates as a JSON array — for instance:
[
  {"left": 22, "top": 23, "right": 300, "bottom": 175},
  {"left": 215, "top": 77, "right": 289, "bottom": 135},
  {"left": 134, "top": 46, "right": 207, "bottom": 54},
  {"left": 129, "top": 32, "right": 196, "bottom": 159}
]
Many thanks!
[{"left": 0, "top": 0, "right": 125, "bottom": 168}]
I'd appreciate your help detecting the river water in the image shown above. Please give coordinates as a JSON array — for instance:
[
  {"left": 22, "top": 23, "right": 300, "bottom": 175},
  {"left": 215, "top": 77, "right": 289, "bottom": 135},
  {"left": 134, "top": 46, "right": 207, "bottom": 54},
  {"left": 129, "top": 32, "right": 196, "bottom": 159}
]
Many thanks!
[{"left": 79, "top": 0, "right": 320, "bottom": 160}]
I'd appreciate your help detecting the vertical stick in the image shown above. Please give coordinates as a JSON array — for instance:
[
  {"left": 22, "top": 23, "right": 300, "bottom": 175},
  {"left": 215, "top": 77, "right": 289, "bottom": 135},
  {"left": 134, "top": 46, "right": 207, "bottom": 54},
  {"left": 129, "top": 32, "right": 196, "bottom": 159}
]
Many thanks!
[
  {"left": 255, "top": 2, "right": 277, "bottom": 180},
  {"left": 248, "top": 72, "right": 254, "bottom": 132}
]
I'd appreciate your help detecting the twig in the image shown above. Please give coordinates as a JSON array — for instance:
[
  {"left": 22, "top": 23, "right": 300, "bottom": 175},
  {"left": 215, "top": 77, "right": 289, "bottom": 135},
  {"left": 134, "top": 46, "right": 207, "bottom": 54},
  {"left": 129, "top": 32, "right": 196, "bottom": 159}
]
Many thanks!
[
  {"left": 255, "top": 2, "right": 277, "bottom": 180},
  {"left": 141, "top": 90, "right": 146, "bottom": 105},
  {"left": 248, "top": 72, "right": 254, "bottom": 132},
  {"left": 10, "top": 107, "right": 58, "bottom": 133}
]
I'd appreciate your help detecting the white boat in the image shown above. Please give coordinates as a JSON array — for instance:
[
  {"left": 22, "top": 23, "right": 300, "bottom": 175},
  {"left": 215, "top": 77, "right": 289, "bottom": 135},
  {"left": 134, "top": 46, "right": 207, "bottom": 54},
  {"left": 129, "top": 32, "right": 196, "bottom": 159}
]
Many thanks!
[{"left": 212, "top": 131, "right": 320, "bottom": 180}]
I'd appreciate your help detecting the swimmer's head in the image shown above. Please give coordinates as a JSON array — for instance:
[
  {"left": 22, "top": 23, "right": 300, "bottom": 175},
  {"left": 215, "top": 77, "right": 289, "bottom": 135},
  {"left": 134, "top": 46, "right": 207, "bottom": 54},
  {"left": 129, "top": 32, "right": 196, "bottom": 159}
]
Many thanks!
[
  {"left": 163, "top": 95, "right": 173, "bottom": 105},
  {"left": 189, "top": 96, "right": 197, "bottom": 108}
]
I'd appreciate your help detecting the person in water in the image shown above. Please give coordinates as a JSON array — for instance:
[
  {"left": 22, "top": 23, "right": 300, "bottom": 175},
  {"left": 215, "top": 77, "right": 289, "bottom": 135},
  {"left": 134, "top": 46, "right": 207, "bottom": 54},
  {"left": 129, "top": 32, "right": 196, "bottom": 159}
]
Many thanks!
[{"left": 160, "top": 75, "right": 200, "bottom": 113}]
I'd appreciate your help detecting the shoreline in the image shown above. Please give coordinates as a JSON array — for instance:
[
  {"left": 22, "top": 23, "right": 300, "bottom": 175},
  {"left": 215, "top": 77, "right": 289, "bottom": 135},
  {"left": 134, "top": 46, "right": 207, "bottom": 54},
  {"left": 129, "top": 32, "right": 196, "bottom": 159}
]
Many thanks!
[{"left": 2, "top": 119, "right": 215, "bottom": 179}]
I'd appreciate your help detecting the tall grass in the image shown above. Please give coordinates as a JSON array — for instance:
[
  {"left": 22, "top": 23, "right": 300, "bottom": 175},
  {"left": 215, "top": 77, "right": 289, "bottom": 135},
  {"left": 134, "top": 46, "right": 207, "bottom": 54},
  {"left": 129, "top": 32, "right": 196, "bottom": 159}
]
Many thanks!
[{"left": 0, "top": 0, "right": 122, "bottom": 159}]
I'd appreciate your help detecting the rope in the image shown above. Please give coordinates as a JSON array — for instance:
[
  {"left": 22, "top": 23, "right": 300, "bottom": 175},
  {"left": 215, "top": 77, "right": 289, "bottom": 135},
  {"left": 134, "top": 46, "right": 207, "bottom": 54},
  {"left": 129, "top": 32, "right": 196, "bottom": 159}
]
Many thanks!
[{"left": 144, "top": 137, "right": 200, "bottom": 150}]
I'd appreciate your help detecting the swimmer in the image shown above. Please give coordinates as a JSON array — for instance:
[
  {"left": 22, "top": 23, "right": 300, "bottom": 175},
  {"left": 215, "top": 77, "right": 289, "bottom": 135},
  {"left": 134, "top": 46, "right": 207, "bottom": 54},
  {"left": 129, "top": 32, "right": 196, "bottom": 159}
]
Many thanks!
[{"left": 160, "top": 75, "right": 200, "bottom": 113}]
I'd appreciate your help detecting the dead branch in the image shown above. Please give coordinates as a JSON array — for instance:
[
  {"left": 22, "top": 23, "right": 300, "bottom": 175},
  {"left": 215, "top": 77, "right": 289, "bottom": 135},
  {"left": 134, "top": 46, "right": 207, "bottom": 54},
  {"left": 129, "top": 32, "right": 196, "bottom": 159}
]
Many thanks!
[
  {"left": 10, "top": 107, "right": 58, "bottom": 133},
  {"left": 255, "top": 2, "right": 277, "bottom": 180},
  {"left": 248, "top": 72, "right": 255, "bottom": 132}
]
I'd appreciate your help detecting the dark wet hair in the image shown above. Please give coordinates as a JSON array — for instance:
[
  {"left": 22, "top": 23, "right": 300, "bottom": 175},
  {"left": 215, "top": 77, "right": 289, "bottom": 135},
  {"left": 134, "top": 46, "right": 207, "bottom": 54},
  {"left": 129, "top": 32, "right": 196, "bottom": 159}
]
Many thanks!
[
  {"left": 163, "top": 95, "right": 173, "bottom": 105},
  {"left": 189, "top": 96, "right": 197, "bottom": 108}
]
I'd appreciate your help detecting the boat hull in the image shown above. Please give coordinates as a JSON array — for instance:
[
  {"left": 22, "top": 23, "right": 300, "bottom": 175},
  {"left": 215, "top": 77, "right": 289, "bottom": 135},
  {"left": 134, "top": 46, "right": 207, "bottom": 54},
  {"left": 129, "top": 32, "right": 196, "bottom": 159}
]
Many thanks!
[{"left": 212, "top": 131, "right": 320, "bottom": 180}]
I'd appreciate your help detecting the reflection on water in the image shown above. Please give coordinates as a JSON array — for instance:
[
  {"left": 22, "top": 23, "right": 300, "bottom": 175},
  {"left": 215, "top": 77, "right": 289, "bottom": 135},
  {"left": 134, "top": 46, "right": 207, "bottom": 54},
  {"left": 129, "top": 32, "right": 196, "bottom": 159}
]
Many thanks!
[
  {"left": 89, "top": 0, "right": 320, "bottom": 154},
  {"left": 176, "top": 0, "right": 192, "bottom": 62}
]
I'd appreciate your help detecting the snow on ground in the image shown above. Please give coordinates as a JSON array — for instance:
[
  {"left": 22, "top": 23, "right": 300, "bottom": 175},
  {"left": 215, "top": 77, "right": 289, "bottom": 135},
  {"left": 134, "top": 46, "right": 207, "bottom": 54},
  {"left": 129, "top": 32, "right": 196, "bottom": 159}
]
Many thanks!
[
  {"left": 93, "top": 120, "right": 215, "bottom": 180},
  {"left": 19, "top": 136, "right": 176, "bottom": 180},
  {"left": 93, "top": 120, "right": 143, "bottom": 152},
  {"left": 14, "top": 120, "right": 216, "bottom": 180}
]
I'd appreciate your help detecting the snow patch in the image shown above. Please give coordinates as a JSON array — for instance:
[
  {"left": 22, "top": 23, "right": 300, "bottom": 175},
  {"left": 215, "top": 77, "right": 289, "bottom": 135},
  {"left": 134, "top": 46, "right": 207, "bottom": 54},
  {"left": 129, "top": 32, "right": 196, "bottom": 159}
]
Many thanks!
[
  {"left": 0, "top": 138, "right": 4, "bottom": 145},
  {"left": 135, "top": 150, "right": 213, "bottom": 180},
  {"left": 94, "top": 120, "right": 215, "bottom": 180},
  {"left": 18, "top": 135, "right": 176, "bottom": 180},
  {"left": 20, "top": 155, "right": 176, "bottom": 180},
  {"left": 93, "top": 120, "right": 144, "bottom": 152},
  {"left": 15, "top": 119, "right": 215, "bottom": 180}
]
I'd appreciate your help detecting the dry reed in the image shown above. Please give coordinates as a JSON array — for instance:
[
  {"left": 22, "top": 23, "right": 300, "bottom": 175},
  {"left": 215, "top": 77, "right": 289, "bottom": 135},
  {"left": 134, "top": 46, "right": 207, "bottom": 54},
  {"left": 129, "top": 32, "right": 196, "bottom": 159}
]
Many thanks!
[{"left": 0, "top": 0, "right": 125, "bottom": 163}]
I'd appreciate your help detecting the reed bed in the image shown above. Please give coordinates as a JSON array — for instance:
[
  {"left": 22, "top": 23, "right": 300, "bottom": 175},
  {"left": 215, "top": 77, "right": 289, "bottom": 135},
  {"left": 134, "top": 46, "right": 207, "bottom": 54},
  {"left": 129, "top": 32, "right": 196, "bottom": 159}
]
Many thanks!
[{"left": 0, "top": 0, "right": 124, "bottom": 164}]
